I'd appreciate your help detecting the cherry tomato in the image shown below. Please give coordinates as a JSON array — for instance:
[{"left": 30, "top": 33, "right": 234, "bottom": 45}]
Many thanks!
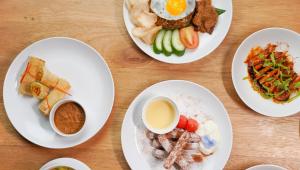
[
  {"left": 177, "top": 115, "right": 188, "bottom": 129},
  {"left": 179, "top": 26, "right": 199, "bottom": 49},
  {"left": 186, "top": 118, "right": 199, "bottom": 132}
]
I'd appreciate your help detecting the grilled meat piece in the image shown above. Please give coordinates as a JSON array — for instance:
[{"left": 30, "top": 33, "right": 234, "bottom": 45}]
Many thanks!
[{"left": 192, "top": 0, "right": 218, "bottom": 34}]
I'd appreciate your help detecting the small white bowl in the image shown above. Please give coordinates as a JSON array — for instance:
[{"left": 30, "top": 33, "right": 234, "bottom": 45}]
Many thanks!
[
  {"left": 49, "top": 99, "right": 87, "bottom": 137},
  {"left": 142, "top": 96, "right": 179, "bottom": 134}
]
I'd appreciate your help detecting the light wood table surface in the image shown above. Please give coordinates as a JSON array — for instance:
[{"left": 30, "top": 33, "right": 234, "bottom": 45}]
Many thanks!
[{"left": 0, "top": 0, "right": 300, "bottom": 169}]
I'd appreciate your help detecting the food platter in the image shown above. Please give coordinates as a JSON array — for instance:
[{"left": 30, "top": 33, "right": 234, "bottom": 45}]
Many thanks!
[
  {"left": 40, "top": 158, "right": 91, "bottom": 170},
  {"left": 232, "top": 28, "right": 300, "bottom": 117},
  {"left": 3, "top": 37, "right": 115, "bottom": 148},
  {"left": 121, "top": 80, "right": 232, "bottom": 170},
  {"left": 123, "top": 0, "right": 232, "bottom": 64}
]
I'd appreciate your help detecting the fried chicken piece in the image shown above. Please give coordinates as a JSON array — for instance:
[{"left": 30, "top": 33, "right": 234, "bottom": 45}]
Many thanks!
[{"left": 192, "top": 0, "right": 218, "bottom": 34}]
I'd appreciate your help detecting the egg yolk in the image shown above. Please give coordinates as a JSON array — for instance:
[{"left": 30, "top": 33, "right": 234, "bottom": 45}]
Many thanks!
[{"left": 166, "top": 0, "right": 187, "bottom": 16}]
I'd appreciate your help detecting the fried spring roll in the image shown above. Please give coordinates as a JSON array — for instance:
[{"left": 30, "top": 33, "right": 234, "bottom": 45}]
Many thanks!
[
  {"left": 39, "top": 78, "right": 71, "bottom": 116},
  {"left": 30, "top": 82, "right": 49, "bottom": 99},
  {"left": 39, "top": 66, "right": 60, "bottom": 88},
  {"left": 19, "top": 57, "right": 45, "bottom": 95}
]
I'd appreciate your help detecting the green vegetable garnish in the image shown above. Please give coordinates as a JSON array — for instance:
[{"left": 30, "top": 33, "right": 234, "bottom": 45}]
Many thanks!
[
  {"left": 294, "top": 82, "right": 300, "bottom": 88},
  {"left": 252, "top": 66, "right": 260, "bottom": 75},
  {"left": 215, "top": 8, "right": 226, "bottom": 15},
  {"left": 243, "top": 76, "right": 249, "bottom": 80},
  {"left": 265, "top": 77, "right": 274, "bottom": 82},
  {"left": 258, "top": 53, "right": 265, "bottom": 59},
  {"left": 270, "top": 53, "right": 276, "bottom": 66}
]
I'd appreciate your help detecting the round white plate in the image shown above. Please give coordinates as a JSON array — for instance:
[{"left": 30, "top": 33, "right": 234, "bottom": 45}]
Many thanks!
[
  {"left": 3, "top": 37, "right": 115, "bottom": 148},
  {"left": 232, "top": 27, "right": 300, "bottom": 117},
  {"left": 40, "top": 157, "right": 91, "bottom": 170},
  {"left": 246, "top": 164, "right": 287, "bottom": 170},
  {"left": 123, "top": 0, "right": 232, "bottom": 64},
  {"left": 121, "top": 80, "right": 232, "bottom": 170}
]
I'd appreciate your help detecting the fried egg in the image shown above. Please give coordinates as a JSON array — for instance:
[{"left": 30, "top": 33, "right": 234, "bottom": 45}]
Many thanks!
[{"left": 150, "top": 0, "right": 196, "bottom": 20}]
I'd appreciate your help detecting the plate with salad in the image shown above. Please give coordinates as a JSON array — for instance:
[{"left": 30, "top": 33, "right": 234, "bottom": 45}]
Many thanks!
[
  {"left": 123, "top": 0, "right": 232, "bottom": 64},
  {"left": 232, "top": 27, "right": 300, "bottom": 117}
]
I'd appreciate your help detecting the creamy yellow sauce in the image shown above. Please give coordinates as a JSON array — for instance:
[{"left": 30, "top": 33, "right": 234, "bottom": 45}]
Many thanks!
[{"left": 145, "top": 99, "right": 175, "bottom": 129}]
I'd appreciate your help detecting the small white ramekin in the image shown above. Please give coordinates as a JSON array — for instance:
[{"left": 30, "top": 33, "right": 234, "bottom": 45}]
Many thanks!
[
  {"left": 49, "top": 99, "right": 87, "bottom": 137},
  {"left": 142, "top": 96, "right": 179, "bottom": 134}
]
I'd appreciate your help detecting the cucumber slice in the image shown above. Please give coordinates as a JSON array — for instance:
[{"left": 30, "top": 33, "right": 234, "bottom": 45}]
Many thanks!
[
  {"left": 162, "top": 30, "right": 173, "bottom": 56},
  {"left": 171, "top": 29, "right": 185, "bottom": 56},
  {"left": 153, "top": 29, "right": 166, "bottom": 54}
]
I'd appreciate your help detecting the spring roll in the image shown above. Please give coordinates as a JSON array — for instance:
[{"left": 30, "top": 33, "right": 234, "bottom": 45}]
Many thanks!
[
  {"left": 39, "top": 78, "right": 71, "bottom": 116},
  {"left": 39, "top": 66, "right": 60, "bottom": 88},
  {"left": 19, "top": 56, "right": 45, "bottom": 95},
  {"left": 30, "top": 82, "right": 50, "bottom": 100}
]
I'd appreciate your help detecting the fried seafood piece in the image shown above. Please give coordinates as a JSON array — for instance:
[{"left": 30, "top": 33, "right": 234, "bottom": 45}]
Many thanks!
[
  {"left": 175, "top": 155, "right": 190, "bottom": 170},
  {"left": 164, "top": 131, "right": 190, "bottom": 169},
  {"left": 151, "top": 138, "right": 162, "bottom": 149},
  {"left": 158, "top": 134, "right": 174, "bottom": 152},
  {"left": 146, "top": 130, "right": 156, "bottom": 140},
  {"left": 152, "top": 149, "right": 167, "bottom": 159},
  {"left": 192, "top": 0, "right": 218, "bottom": 34},
  {"left": 182, "top": 151, "right": 204, "bottom": 163},
  {"left": 165, "top": 128, "right": 184, "bottom": 139},
  {"left": 189, "top": 133, "right": 201, "bottom": 143},
  {"left": 184, "top": 142, "right": 200, "bottom": 150}
]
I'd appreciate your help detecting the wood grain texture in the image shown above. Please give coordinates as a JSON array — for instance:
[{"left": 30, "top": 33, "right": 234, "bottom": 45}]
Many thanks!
[{"left": 0, "top": 0, "right": 300, "bottom": 169}]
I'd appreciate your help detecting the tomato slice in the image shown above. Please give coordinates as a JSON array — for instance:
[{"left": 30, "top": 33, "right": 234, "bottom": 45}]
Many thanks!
[
  {"left": 179, "top": 26, "right": 199, "bottom": 49},
  {"left": 186, "top": 118, "right": 199, "bottom": 132},
  {"left": 177, "top": 115, "right": 188, "bottom": 129}
]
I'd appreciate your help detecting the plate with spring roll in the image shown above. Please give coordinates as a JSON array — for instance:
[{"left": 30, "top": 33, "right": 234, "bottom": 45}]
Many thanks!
[
  {"left": 3, "top": 37, "right": 114, "bottom": 148},
  {"left": 121, "top": 80, "right": 232, "bottom": 170},
  {"left": 232, "top": 27, "right": 300, "bottom": 117}
]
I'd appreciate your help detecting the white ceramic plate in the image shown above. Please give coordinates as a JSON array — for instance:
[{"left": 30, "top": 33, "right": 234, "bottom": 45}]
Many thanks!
[
  {"left": 232, "top": 28, "right": 300, "bottom": 117},
  {"left": 246, "top": 164, "right": 287, "bottom": 170},
  {"left": 121, "top": 80, "right": 232, "bottom": 170},
  {"left": 40, "top": 158, "right": 91, "bottom": 170},
  {"left": 3, "top": 37, "right": 115, "bottom": 148},
  {"left": 123, "top": 0, "right": 232, "bottom": 64}
]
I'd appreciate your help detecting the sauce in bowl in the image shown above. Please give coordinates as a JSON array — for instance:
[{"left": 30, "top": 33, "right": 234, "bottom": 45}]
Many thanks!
[
  {"left": 142, "top": 96, "right": 179, "bottom": 134},
  {"left": 145, "top": 99, "right": 175, "bottom": 129},
  {"left": 54, "top": 102, "right": 85, "bottom": 134}
]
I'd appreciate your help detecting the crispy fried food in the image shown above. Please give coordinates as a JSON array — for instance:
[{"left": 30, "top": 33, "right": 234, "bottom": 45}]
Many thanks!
[
  {"left": 132, "top": 26, "right": 162, "bottom": 44},
  {"left": 192, "top": 0, "right": 218, "bottom": 34},
  {"left": 164, "top": 131, "right": 190, "bottom": 169}
]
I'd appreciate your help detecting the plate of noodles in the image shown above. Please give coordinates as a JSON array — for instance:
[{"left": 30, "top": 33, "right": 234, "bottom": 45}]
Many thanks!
[
  {"left": 232, "top": 28, "right": 300, "bottom": 117},
  {"left": 3, "top": 37, "right": 115, "bottom": 148}
]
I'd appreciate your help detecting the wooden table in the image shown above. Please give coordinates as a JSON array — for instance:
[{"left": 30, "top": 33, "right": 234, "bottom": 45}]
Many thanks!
[{"left": 0, "top": 0, "right": 300, "bottom": 169}]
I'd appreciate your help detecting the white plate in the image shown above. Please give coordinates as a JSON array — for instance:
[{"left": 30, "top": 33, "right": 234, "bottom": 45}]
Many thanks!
[
  {"left": 40, "top": 157, "right": 91, "bottom": 170},
  {"left": 3, "top": 37, "right": 115, "bottom": 148},
  {"left": 123, "top": 0, "right": 232, "bottom": 64},
  {"left": 246, "top": 164, "right": 287, "bottom": 170},
  {"left": 232, "top": 27, "right": 300, "bottom": 117},
  {"left": 121, "top": 80, "right": 232, "bottom": 170}
]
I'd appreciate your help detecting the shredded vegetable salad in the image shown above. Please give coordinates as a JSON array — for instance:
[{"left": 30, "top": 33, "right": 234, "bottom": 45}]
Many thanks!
[{"left": 244, "top": 44, "right": 300, "bottom": 103}]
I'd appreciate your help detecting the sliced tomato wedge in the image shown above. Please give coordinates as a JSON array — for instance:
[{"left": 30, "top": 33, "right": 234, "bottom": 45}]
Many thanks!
[{"left": 179, "top": 26, "right": 199, "bottom": 49}]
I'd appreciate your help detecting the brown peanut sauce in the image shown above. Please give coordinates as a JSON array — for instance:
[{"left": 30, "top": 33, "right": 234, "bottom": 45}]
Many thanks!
[{"left": 54, "top": 102, "right": 85, "bottom": 134}]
